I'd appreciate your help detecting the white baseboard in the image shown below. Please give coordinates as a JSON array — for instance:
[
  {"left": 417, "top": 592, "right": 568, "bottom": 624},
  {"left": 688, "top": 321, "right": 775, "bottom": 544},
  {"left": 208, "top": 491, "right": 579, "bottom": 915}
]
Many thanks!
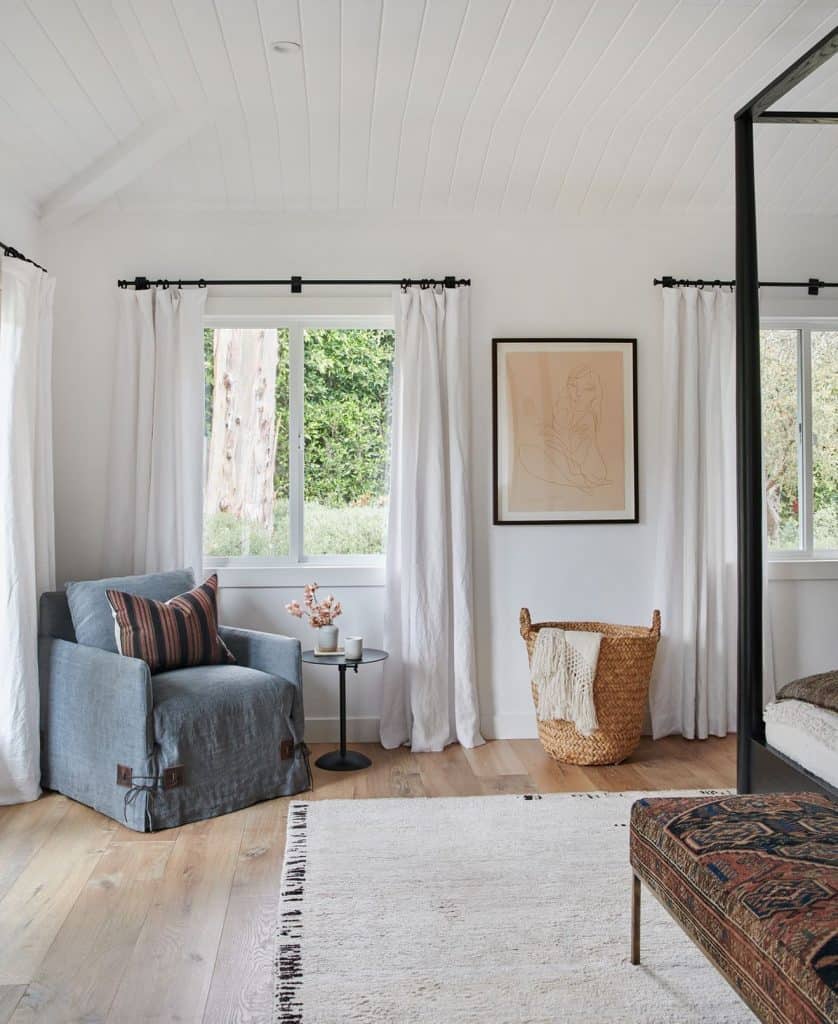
[
  {"left": 483, "top": 714, "right": 539, "bottom": 740},
  {"left": 305, "top": 714, "right": 540, "bottom": 744},
  {"left": 305, "top": 716, "right": 381, "bottom": 743}
]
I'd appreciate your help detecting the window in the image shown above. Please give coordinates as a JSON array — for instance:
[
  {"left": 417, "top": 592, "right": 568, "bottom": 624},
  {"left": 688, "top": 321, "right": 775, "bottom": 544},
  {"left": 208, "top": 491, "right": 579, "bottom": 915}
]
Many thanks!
[
  {"left": 760, "top": 322, "right": 837, "bottom": 556},
  {"left": 203, "top": 319, "right": 395, "bottom": 565}
]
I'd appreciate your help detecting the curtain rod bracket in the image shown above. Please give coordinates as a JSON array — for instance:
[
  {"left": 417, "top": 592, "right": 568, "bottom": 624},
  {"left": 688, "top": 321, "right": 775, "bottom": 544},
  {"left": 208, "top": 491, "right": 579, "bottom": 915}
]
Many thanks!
[
  {"left": 291, "top": 275, "right": 302, "bottom": 294},
  {"left": 134, "top": 276, "right": 150, "bottom": 291},
  {"left": 808, "top": 277, "right": 821, "bottom": 295}
]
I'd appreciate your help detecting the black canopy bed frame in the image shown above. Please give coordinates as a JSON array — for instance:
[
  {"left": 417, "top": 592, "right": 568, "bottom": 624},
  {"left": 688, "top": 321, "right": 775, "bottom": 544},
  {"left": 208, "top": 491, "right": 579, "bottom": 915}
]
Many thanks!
[
  {"left": 735, "top": 25, "right": 838, "bottom": 799},
  {"left": 657, "top": 24, "right": 838, "bottom": 800}
]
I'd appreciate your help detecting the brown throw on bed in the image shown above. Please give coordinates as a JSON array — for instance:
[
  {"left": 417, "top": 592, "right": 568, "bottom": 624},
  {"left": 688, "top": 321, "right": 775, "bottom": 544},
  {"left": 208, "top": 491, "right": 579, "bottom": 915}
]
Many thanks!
[{"left": 776, "top": 670, "right": 838, "bottom": 713}]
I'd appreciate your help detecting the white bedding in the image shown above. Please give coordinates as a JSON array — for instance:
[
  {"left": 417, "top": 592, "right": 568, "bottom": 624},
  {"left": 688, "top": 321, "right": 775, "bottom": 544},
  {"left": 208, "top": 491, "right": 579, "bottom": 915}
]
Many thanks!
[{"left": 764, "top": 698, "right": 838, "bottom": 789}]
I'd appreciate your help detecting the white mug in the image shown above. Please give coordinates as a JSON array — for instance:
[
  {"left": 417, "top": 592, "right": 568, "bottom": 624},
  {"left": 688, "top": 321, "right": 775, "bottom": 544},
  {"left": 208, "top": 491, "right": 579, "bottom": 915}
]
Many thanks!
[{"left": 345, "top": 636, "right": 363, "bottom": 660}]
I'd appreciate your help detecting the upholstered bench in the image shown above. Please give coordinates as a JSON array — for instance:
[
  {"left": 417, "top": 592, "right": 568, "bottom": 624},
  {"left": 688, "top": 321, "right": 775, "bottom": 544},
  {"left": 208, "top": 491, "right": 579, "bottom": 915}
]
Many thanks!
[{"left": 630, "top": 793, "right": 837, "bottom": 1024}]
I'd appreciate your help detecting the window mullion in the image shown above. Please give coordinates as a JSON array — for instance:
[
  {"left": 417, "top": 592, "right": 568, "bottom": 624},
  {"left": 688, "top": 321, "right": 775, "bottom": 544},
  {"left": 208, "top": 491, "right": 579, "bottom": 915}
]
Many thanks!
[
  {"left": 800, "top": 328, "right": 814, "bottom": 556},
  {"left": 289, "top": 323, "right": 305, "bottom": 564}
]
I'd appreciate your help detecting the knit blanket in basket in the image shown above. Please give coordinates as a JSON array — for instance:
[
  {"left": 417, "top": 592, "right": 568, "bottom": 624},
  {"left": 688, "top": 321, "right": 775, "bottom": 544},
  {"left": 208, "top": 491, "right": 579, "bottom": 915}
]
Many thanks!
[{"left": 532, "top": 628, "right": 602, "bottom": 736}]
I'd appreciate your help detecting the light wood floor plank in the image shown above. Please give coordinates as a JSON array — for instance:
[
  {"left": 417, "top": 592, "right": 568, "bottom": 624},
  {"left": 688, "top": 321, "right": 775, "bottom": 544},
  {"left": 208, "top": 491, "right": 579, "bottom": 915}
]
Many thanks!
[
  {"left": 0, "top": 988, "right": 24, "bottom": 1024},
  {"left": 0, "top": 803, "right": 113, "bottom": 985},
  {"left": 106, "top": 811, "right": 246, "bottom": 1023},
  {"left": 202, "top": 799, "right": 290, "bottom": 1024},
  {"left": 9, "top": 842, "right": 172, "bottom": 1024},
  {"left": 0, "top": 796, "right": 70, "bottom": 902}
]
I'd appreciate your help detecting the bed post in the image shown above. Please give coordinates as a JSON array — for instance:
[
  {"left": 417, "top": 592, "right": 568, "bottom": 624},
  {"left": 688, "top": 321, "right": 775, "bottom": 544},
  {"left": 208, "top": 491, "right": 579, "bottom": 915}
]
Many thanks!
[{"left": 734, "top": 111, "right": 764, "bottom": 794}]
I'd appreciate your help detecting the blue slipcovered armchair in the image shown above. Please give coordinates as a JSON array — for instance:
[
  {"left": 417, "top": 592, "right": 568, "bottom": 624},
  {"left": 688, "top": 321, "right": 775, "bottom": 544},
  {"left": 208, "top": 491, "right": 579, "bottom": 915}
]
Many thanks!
[{"left": 38, "top": 578, "right": 310, "bottom": 832}]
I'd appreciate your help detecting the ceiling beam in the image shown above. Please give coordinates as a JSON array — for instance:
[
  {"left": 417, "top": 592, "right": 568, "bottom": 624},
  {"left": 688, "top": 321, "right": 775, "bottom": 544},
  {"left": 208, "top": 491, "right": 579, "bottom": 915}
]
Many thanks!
[
  {"left": 736, "top": 24, "right": 838, "bottom": 121},
  {"left": 39, "top": 105, "right": 211, "bottom": 227}
]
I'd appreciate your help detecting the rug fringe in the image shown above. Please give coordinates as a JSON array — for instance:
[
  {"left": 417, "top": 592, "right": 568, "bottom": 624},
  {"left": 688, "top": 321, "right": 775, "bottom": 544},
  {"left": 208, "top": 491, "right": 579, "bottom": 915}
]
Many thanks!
[{"left": 275, "top": 802, "right": 309, "bottom": 1024}]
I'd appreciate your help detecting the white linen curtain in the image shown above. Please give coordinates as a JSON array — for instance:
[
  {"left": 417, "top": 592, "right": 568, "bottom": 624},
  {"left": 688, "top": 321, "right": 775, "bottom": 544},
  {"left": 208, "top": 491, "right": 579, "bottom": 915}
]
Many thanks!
[
  {"left": 104, "top": 287, "right": 206, "bottom": 577},
  {"left": 381, "top": 285, "right": 484, "bottom": 752},
  {"left": 651, "top": 287, "right": 738, "bottom": 738},
  {"left": 0, "top": 256, "right": 56, "bottom": 804},
  {"left": 651, "top": 286, "right": 776, "bottom": 738}
]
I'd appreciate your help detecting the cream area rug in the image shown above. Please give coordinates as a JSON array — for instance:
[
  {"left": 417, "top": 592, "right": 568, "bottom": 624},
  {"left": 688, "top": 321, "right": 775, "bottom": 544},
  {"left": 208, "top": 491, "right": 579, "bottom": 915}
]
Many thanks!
[{"left": 275, "top": 792, "right": 754, "bottom": 1024}]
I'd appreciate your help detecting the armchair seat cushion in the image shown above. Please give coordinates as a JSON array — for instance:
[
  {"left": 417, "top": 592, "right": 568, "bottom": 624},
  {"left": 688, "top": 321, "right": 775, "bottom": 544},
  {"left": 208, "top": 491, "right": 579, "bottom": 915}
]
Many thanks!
[{"left": 148, "top": 663, "right": 308, "bottom": 831}]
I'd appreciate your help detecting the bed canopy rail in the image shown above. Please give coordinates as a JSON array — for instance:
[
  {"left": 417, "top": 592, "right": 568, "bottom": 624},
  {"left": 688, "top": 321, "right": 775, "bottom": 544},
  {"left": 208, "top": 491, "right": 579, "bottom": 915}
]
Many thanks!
[{"left": 735, "top": 22, "right": 838, "bottom": 797}]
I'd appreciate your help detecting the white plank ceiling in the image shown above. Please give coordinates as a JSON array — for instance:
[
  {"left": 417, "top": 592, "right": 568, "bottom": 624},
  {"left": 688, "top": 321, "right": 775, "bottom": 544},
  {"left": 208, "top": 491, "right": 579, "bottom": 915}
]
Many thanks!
[{"left": 2, "top": 0, "right": 838, "bottom": 220}]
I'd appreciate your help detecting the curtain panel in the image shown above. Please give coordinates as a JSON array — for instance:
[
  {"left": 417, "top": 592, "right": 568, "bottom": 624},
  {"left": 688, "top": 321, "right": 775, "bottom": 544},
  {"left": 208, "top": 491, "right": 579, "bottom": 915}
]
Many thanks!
[
  {"left": 0, "top": 257, "right": 56, "bottom": 804},
  {"left": 105, "top": 288, "right": 206, "bottom": 578},
  {"left": 381, "top": 285, "right": 483, "bottom": 752},
  {"left": 651, "top": 286, "right": 775, "bottom": 739}
]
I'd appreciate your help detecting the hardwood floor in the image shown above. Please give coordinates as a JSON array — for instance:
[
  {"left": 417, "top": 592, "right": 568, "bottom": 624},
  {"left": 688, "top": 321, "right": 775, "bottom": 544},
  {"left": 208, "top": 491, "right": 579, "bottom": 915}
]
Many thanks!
[{"left": 0, "top": 736, "right": 735, "bottom": 1023}]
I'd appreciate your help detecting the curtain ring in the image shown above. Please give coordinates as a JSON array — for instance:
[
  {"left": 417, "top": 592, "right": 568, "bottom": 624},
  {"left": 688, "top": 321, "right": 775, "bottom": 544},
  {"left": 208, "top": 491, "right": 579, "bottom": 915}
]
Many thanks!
[
  {"left": 400, "top": 278, "right": 409, "bottom": 292},
  {"left": 198, "top": 278, "right": 207, "bottom": 289}
]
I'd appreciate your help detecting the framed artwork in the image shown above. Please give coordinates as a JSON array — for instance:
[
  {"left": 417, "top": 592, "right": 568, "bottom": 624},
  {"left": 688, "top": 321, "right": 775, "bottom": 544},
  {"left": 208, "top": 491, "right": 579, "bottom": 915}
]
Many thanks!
[{"left": 493, "top": 338, "right": 638, "bottom": 525}]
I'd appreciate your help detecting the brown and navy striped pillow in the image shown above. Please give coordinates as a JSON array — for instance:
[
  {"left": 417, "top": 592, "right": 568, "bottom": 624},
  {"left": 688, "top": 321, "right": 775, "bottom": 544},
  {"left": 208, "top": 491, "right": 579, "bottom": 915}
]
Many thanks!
[{"left": 106, "top": 574, "right": 235, "bottom": 673}]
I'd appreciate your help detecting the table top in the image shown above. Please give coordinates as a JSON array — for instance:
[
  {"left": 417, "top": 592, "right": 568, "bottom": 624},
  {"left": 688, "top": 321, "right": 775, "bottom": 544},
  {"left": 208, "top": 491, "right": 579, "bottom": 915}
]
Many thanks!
[{"left": 302, "top": 648, "right": 389, "bottom": 667}]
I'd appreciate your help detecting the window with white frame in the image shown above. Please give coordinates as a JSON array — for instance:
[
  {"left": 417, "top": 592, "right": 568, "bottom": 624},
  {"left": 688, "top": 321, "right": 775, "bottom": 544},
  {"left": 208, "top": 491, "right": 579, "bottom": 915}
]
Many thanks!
[
  {"left": 760, "top": 321, "right": 837, "bottom": 557},
  {"left": 203, "top": 317, "right": 395, "bottom": 564}
]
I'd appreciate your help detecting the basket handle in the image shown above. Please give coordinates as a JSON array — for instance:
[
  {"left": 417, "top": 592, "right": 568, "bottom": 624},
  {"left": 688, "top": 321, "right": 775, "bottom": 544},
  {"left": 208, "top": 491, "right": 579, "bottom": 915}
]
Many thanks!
[
  {"left": 650, "top": 609, "right": 661, "bottom": 638},
  {"left": 519, "top": 607, "right": 532, "bottom": 638}
]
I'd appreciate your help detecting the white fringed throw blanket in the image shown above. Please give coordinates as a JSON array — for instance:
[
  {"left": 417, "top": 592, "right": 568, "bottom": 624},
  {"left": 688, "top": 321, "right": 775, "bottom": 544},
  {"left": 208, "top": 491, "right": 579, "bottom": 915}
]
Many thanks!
[{"left": 532, "top": 627, "right": 602, "bottom": 735}]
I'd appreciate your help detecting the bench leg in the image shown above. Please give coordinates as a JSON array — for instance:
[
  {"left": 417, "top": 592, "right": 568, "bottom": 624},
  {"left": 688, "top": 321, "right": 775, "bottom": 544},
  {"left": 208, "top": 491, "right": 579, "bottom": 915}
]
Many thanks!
[{"left": 631, "top": 874, "right": 641, "bottom": 965}]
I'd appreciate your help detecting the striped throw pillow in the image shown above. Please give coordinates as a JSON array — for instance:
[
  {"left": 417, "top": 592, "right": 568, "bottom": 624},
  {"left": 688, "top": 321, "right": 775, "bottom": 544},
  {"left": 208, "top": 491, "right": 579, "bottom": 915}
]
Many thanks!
[{"left": 106, "top": 574, "right": 235, "bottom": 673}]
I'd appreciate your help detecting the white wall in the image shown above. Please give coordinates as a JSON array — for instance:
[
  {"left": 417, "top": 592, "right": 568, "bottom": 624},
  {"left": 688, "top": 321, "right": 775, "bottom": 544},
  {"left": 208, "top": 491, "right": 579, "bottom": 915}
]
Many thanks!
[
  {"left": 1, "top": 192, "right": 42, "bottom": 267},
  {"left": 44, "top": 205, "right": 838, "bottom": 739}
]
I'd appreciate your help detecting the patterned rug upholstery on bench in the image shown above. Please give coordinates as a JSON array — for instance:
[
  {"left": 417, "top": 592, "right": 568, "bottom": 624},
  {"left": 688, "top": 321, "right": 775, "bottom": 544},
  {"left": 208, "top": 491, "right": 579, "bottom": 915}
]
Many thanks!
[{"left": 630, "top": 793, "right": 838, "bottom": 1024}]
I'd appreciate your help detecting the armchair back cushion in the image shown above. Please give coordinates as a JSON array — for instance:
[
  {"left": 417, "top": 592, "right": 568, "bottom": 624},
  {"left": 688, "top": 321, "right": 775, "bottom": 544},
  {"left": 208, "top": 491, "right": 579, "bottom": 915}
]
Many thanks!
[{"left": 65, "top": 568, "right": 195, "bottom": 652}]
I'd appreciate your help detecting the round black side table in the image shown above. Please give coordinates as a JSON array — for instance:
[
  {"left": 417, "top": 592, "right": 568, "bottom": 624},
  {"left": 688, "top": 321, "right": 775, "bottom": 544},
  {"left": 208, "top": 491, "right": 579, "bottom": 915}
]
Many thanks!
[{"left": 302, "top": 648, "right": 388, "bottom": 771}]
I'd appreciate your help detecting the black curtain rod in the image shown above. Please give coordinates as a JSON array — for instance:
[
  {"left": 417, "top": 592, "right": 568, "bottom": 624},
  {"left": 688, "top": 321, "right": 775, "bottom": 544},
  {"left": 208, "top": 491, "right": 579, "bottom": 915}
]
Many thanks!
[
  {"left": 654, "top": 275, "right": 837, "bottom": 295},
  {"left": 117, "top": 275, "right": 470, "bottom": 291},
  {"left": 2, "top": 239, "right": 48, "bottom": 274}
]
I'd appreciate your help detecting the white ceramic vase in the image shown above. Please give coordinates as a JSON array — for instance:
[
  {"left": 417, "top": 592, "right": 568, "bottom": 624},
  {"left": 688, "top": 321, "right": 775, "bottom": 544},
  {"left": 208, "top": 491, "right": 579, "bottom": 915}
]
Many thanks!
[{"left": 318, "top": 624, "right": 339, "bottom": 653}]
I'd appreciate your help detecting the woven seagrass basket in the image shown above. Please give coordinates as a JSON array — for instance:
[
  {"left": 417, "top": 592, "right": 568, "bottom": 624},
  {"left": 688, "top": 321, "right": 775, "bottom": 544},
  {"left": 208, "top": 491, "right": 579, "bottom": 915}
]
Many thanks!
[{"left": 520, "top": 607, "right": 661, "bottom": 766}]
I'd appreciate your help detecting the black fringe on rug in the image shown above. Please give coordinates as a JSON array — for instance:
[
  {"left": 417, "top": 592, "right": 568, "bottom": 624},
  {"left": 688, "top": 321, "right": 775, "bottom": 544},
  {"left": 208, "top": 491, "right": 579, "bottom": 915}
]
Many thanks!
[{"left": 275, "top": 802, "right": 309, "bottom": 1024}]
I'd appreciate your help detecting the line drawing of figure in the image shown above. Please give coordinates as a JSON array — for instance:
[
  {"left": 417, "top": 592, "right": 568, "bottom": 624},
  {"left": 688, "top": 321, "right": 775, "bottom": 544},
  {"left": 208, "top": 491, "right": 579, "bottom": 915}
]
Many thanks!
[{"left": 517, "top": 364, "right": 611, "bottom": 493}]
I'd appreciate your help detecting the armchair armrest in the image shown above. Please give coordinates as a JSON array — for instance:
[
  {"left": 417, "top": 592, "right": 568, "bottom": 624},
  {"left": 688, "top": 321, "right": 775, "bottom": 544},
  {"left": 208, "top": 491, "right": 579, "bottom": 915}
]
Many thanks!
[
  {"left": 39, "top": 637, "right": 155, "bottom": 829},
  {"left": 218, "top": 626, "right": 302, "bottom": 688}
]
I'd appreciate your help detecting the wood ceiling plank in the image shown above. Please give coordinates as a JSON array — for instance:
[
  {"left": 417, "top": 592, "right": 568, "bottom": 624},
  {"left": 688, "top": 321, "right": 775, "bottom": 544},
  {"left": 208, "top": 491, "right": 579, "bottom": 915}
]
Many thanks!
[
  {"left": 298, "top": 0, "right": 341, "bottom": 209},
  {"left": 539, "top": 2, "right": 678, "bottom": 213},
  {"left": 256, "top": 0, "right": 310, "bottom": 209},
  {"left": 214, "top": 0, "right": 283, "bottom": 208},
  {"left": 665, "top": 6, "right": 838, "bottom": 214},
  {"left": 1, "top": 0, "right": 117, "bottom": 155},
  {"left": 0, "top": 93, "right": 65, "bottom": 198},
  {"left": 493, "top": 0, "right": 631, "bottom": 214},
  {"left": 392, "top": 0, "right": 470, "bottom": 211},
  {"left": 554, "top": 4, "right": 713, "bottom": 214},
  {"left": 26, "top": 0, "right": 141, "bottom": 140},
  {"left": 0, "top": 37, "right": 94, "bottom": 176},
  {"left": 170, "top": 0, "right": 255, "bottom": 208},
  {"left": 365, "top": 0, "right": 427, "bottom": 209},
  {"left": 471, "top": 0, "right": 596, "bottom": 214},
  {"left": 634, "top": 2, "right": 836, "bottom": 214},
  {"left": 419, "top": 0, "right": 510, "bottom": 212},
  {"left": 75, "top": 0, "right": 169, "bottom": 121},
  {"left": 448, "top": 0, "right": 552, "bottom": 212},
  {"left": 584, "top": 2, "right": 756, "bottom": 214},
  {"left": 339, "top": 0, "right": 384, "bottom": 209}
]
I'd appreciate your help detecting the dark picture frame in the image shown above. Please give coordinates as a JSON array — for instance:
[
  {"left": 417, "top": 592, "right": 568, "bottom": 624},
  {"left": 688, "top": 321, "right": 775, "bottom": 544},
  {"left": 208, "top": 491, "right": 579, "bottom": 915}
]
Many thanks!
[{"left": 492, "top": 338, "right": 639, "bottom": 525}]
